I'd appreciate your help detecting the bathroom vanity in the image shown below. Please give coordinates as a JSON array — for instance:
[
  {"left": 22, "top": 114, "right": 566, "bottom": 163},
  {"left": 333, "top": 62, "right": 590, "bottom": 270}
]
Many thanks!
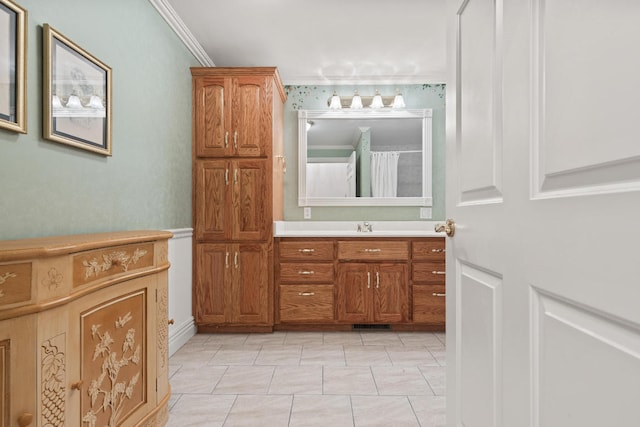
[{"left": 274, "top": 222, "right": 446, "bottom": 331}]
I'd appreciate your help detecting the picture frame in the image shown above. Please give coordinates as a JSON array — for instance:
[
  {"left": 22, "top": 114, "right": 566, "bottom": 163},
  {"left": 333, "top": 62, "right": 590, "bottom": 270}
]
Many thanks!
[
  {"left": 43, "top": 24, "right": 112, "bottom": 155},
  {"left": 0, "top": 0, "right": 27, "bottom": 134}
]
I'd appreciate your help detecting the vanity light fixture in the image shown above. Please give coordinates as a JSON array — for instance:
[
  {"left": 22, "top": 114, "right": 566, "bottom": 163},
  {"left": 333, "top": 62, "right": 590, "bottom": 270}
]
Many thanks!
[
  {"left": 350, "top": 90, "right": 363, "bottom": 109},
  {"left": 392, "top": 91, "right": 406, "bottom": 109},
  {"left": 329, "top": 91, "right": 342, "bottom": 109},
  {"left": 326, "top": 90, "right": 406, "bottom": 109},
  {"left": 369, "top": 90, "right": 385, "bottom": 109}
]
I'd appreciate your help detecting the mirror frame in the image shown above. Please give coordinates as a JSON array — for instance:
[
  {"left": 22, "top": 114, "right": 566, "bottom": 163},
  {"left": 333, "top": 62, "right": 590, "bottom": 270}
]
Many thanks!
[{"left": 298, "top": 108, "right": 432, "bottom": 206}]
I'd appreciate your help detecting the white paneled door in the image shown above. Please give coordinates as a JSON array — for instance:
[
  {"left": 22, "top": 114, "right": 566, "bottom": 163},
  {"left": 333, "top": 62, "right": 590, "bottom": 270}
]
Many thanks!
[{"left": 445, "top": 0, "right": 640, "bottom": 426}]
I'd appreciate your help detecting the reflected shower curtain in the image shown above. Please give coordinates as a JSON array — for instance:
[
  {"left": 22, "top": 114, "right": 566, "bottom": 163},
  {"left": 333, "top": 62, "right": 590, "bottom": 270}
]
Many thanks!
[{"left": 370, "top": 151, "right": 400, "bottom": 197}]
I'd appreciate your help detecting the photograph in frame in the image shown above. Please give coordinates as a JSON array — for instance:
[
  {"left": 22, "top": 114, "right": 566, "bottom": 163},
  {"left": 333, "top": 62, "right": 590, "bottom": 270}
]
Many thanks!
[
  {"left": 43, "top": 24, "right": 112, "bottom": 155},
  {"left": 0, "top": 0, "right": 26, "bottom": 133}
]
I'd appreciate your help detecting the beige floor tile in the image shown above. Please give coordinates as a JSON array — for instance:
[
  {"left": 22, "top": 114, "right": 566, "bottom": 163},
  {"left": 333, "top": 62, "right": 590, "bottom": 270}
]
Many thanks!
[
  {"left": 372, "top": 366, "right": 434, "bottom": 396},
  {"left": 205, "top": 333, "right": 249, "bottom": 345},
  {"left": 213, "top": 366, "right": 275, "bottom": 394},
  {"left": 360, "top": 331, "right": 404, "bottom": 346},
  {"left": 223, "top": 394, "right": 292, "bottom": 427},
  {"left": 419, "top": 365, "right": 446, "bottom": 395},
  {"left": 398, "top": 332, "right": 446, "bottom": 349},
  {"left": 289, "top": 395, "right": 354, "bottom": 427},
  {"left": 254, "top": 344, "right": 302, "bottom": 365},
  {"left": 268, "top": 365, "right": 323, "bottom": 395},
  {"left": 323, "top": 366, "right": 378, "bottom": 395},
  {"left": 167, "top": 394, "right": 236, "bottom": 427},
  {"left": 409, "top": 395, "right": 446, "bottom": 427},
  {"left": 386, "top": 345, "right": 439, "bottom": 366},
  {"left": 351, "top": 396, "right": 420, "bottom": 427},
  {"left": 283, "top": 332, "right": 325, "bottom": 345},
  {"left": 207, "top": 345, "right": 261, "bottom": 366},
  {"left": 344, "top": 345, "right": 392, "bottom": 366},
  {"left": 169, "top": 347, "right": 218, "bottom": 367},
  {"left": 429, "top": 349, "right": 447, "bottom": 366},
  {"left": 170, "top": 365, "right": 228, "bottom": 394},
  {"left": 323, "top": 332, "right": 363, "bottom": 345},
  {"left": 244, "top": 331, "right": 286, "bottom": 345},
  {"left": 300, "top": 344, "right": 346, "bottom": 366}
]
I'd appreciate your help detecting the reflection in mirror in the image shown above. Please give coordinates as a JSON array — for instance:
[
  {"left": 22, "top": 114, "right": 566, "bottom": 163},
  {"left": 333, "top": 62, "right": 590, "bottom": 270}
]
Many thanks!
[{"left": 298, "top": 109, "right": 432, "bottom": 207}]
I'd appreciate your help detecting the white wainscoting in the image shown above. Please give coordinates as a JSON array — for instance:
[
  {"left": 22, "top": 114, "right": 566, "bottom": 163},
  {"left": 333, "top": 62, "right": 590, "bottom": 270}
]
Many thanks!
[{"left": 166, "top": 228, "right": 196, "bottom": 356}]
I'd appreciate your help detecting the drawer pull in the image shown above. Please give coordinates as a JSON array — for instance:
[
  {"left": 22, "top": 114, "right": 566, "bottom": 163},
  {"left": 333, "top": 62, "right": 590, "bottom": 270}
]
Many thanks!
[
  {"left": 432, "top": 292, "right": 446, "bottom": 297},
  {"left": 17, "top": 413, "right": 33, "bottom": 427},
  {"left": 364, "top": 248, "right": 381, "bottom": 253},
  {"left": 298, "top": 292, "right": 315, "bottom": 296},
  {"left": 431, "top": 248, "right": 445, "bottom": 253},
  {"left": 224, "top": 131, "right": 229, "bottom": 148},
  {"left": 298, "top": 248, "right": 315, "bottom": 254},
  {"left": 70, "top": 380, "right": 83, "bottom": 390},
  {"left": 298, "top": 270, "right": 315, "bottom": 275},
  {"left": 367, "top": 271, "right": 371, "bottom": 288},
  {"left": 376, "top": 271, "right": 380, "bottom": 289},
  {"left": 431, "top": 271, "right": 446, "bottom": 275}
]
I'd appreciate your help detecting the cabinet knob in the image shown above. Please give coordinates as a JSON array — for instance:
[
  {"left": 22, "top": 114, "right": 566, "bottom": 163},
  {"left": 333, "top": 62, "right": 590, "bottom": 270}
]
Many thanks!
[
  {"left": 168, "top": 318, "right": 175, "bottom": 325},
  {"left": 70, "top": 380, "right": 83, "bottom": 390},
  {"left": 17, "top": 413, "right": 33, "bottom": 427}
]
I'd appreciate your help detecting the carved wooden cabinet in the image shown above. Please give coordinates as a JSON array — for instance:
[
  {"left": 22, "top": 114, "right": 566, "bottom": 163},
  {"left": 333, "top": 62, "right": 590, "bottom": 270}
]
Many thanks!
[
  {"left": 192, "top": 67, "right": 286, "bottom": 332},
  {"left": 0, "top": 230, "right": 172, "bottom": 427},
  {"left": 274, "top": 237, "right": 445, "bottom": 330}
]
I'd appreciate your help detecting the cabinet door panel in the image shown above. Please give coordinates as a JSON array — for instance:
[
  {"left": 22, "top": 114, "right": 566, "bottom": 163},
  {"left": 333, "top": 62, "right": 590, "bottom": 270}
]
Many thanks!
[
  {"left": 278, "top": 241, "right": 334, "bottom": 261},
  {"left": 234, "top": 243, "right": 269, "bottom": 324},
  {"left": 233, "top": 160, "right": 268, "bottom": 241},
  {"left": 195, "top": 244, "right": 230, "bottom": 324},
  {"left": 337, "top": 263, "right": 370, "bottom": 323},
  {"left": 195, "top": 161, "right": 230, "bottom": 241},
  {"left": 412, "top": 285, "right": 446, "bottom": 324},
  {"left": 412, "top": 261, "right": 446, "bottom": 284},
  {"left": 232, "top": 76, "right": 269, "bottom": 157},
  {"left": 374, "top": 263, "right": 408, "bottom": 323},
  {"left": 279, "top": 285, "right": 335, "bottom": 322},
  {"left": 279, "top": 263, "right": 334, "bottom": 283},
  {"left": 195, "top": 77, "right": 230, "bottom": 157},
  {"left": 412, "top": 239, "right": 446, "bottom": 261}
]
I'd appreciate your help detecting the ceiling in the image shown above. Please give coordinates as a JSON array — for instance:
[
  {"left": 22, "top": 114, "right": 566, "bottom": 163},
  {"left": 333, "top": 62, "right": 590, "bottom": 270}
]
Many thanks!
[{"left": 155, "top": 0, "right": 447, "bottom": 85}]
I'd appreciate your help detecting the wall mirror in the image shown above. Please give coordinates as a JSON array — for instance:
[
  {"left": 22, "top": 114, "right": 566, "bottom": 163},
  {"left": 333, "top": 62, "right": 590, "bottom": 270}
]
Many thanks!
[{"left": 298, "top": 109, "right": 432, "bottom": 206}]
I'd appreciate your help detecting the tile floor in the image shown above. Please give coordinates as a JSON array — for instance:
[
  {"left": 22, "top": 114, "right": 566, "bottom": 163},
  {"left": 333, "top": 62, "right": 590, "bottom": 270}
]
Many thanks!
[{"left": 168, "top": 331, "right": 446, "bottom": 427}]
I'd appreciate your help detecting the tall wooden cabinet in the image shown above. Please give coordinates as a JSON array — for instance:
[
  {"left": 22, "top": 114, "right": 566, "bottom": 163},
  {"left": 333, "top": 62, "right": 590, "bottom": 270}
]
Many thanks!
[{"left": 192, "top": 67, "right": 286, "bottom": 332}]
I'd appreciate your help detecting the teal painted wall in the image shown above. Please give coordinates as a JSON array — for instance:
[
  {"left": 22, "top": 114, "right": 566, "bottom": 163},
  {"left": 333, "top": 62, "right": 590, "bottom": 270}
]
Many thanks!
[
  {"left": 283, "top": 84, "right": 446, "bottom": 221},
  {"left": 0, "top": 0, "right": 198, "bottom": 240}
]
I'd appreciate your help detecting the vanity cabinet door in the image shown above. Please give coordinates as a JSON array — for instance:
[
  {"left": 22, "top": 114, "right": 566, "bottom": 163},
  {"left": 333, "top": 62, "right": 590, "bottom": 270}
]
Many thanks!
[
  {"left": 194, "top": 76, "right": 231, "bottom": 157},
  {"left": 337, "top": 263, "right": 371, "bottom": 323},
  {"left": 195, "top": 160, "right": 231, "bottom": 241},
  {"left": 233, "top": 243, "right": 270, "bottom": 324},
  {"left": 373, "top": 263, "right": 408, "bottom": 323},
  {"left": 195, "top": 243, "right": 231, "bottom": 324},
  {"left": 231, "top": 76, "right": 270, "bottom": 157}
]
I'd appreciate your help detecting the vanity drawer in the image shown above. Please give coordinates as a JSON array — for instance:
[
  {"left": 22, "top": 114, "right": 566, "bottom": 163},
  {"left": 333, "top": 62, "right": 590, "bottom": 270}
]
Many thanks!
[
  {"left": 279, "top": 285, "right": 335, "bottom": 322},
  {"left": 337, "top": 241, "right": 409, "bottom": 261},
  {"left": 278, "top": 241, "right": 334, "bottom": 261},
  {"left": 279, "top": 263, "right": 334, "bottom": 283},
  {"left": 413, "top": 285, "right": 446, "bottom": 324},
  {"left": 412, "top": 239, "right": 446, "bottom": 261},
  {"left": 412, "top": 262, "right": 446, "bottom": 284}
]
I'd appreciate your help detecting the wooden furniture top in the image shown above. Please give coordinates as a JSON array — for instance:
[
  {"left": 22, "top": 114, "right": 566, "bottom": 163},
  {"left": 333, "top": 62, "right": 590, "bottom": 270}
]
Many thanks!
[{"left": 0, "top": 230, "right": 173, "bottom": 262}]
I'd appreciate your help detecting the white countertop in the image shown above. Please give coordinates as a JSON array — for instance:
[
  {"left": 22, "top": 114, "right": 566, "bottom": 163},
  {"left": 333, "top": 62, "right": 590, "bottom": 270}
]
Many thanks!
[{"left": 274, "top": 221, "right": 445, "bottom": 238}]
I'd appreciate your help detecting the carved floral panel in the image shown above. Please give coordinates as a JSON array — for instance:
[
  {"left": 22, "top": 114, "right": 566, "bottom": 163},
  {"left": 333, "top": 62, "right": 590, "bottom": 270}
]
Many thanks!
[
  {"left": 72, "top": 244, "right": 154, "bottom": 287},
  {"left": 80, "top": 290, "right": 146, "bottom": 427}
]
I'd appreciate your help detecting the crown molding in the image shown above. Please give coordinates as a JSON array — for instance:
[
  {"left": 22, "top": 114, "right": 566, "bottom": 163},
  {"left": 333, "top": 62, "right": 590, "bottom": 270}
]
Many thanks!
[
  {"left": 148, "top": 0, "right": 215, "bottom": 66},
  {"left": 282, "top": 72, "right": 447, "bottom": 86}
]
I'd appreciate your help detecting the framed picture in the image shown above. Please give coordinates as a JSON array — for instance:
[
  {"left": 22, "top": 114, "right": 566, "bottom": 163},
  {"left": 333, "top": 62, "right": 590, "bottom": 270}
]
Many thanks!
[
  {"left": 0, "top": 0, "right": 27, "bottom": 133},
  {"left": 43, "top": 24, "right": 112, "bottom": 155}
]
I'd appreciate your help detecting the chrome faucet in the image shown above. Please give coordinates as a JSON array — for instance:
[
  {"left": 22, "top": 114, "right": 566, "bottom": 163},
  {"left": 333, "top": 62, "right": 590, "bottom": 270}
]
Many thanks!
[{"left": 357, "top": 222, "right": 373, "bottom": 232}]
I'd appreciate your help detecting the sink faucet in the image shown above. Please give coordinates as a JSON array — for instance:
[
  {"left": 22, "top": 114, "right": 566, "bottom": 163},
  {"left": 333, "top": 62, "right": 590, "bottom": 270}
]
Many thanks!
[{"left": 357, "top": 222, "right": 373, "bottom": 232}]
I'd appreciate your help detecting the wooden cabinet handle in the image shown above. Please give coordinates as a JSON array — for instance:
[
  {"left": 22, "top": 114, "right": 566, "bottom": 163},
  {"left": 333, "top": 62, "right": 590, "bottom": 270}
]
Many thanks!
[
  {"left": 70, "top": 380, "right": 83, "bottom": 390},
  {"left": 297, "top": 248, "right": 315, "bottom": 254},
  {"left": 298, "top": 292, "right": 315, "bottom": 296},
  {"left": 431, "top": 271, "right": 446, "bottom": 275},
  {"left": 432, "top": 292, "right": 446, "bottom": 297},
  {"left": 298, "top": 270, "right": 314, "bottom": 275},
  {"left": 17, "top": 413, "right": 33, "bottom": 427},
  {"left": 364, "top": 248, "right": 381, "bottom": 253},
  {"left": 168, "top": 319, "right": 175, "bottom": 325},
  {"left": 431, "top": 248, "right": 445, "bottom": 253}
]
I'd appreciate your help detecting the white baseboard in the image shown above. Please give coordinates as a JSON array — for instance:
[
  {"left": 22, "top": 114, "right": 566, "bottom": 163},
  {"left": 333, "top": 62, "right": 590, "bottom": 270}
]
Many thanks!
[{"left": 169, "top": 317, "right": 197, "bottom": 356}]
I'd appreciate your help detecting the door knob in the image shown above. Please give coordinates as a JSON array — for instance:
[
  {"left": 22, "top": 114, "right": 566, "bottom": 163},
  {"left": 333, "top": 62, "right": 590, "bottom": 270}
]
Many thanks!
[{"left": 435, "top": 219, "right": 456, "bottom": 237}]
